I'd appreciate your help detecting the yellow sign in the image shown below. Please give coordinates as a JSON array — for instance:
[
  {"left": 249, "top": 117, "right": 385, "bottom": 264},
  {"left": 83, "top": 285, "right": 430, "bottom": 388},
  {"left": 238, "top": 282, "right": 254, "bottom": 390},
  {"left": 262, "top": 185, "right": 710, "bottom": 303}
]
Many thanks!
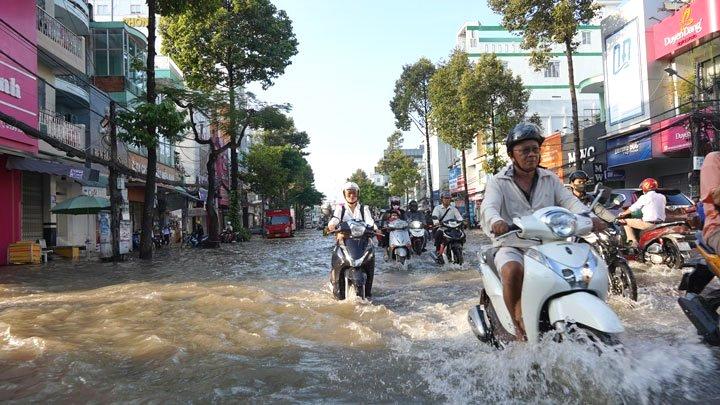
[{"left": 123, "top": 17, "right": 148, "bottom": 28}]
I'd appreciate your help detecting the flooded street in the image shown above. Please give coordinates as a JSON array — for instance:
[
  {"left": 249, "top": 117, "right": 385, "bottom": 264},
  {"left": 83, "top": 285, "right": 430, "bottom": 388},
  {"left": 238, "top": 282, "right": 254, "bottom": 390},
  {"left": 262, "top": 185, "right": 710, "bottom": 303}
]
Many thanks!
[{"left": 1, "top": 230, "right": 719, "bottom": 403}]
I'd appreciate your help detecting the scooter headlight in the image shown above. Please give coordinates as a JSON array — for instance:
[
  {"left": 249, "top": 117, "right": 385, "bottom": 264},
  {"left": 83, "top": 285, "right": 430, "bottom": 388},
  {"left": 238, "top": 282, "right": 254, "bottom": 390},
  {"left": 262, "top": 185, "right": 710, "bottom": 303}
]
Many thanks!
[
  {"left": 411, "top": 220, "right": 423, "bottom": 229},
  {"left": 541, "top": 211, "right": 577, "bottom": 238},
  {"left": 350, "top": 223, "right": 366, "bottom": 237}
]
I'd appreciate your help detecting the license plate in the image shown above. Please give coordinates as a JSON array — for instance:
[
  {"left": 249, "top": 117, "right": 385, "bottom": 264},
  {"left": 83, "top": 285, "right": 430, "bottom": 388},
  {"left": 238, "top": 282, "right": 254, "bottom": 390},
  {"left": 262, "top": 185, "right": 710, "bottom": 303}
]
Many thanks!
[{"left": 677, "top": 242, "right": 691, "bottom": 251}]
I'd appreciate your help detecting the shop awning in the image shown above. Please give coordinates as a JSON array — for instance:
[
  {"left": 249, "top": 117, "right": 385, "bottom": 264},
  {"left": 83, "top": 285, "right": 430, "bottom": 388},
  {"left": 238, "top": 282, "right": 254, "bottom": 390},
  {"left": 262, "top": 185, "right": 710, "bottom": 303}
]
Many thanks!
[
  {"left": 51, "top": 195, "right": 110, "bottom": 214},
  {"left": 5, "top": 156, "right": 99, "bottom": 182}
]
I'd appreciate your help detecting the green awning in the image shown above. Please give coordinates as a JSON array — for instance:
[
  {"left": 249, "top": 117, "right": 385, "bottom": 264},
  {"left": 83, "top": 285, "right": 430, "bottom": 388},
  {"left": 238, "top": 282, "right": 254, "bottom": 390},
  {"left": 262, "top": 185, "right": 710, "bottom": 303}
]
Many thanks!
[{"left": 51, "top": 195, "right": 110, "bottom": 215}]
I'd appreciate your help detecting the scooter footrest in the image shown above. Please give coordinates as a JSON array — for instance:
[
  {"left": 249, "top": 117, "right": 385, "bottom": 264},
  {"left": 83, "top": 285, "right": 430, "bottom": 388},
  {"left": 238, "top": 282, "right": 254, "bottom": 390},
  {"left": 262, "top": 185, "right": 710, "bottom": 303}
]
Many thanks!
[{"left": 678, "top": 295, "right": 720, "bottom": 343}]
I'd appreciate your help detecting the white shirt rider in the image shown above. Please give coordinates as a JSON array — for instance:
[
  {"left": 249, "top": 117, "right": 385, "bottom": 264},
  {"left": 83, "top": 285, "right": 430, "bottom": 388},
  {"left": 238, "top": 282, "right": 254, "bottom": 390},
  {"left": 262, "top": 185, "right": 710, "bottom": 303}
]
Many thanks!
[
  {"left": 431, "top": 203, "right": 463, "bottom": 226},
  {"left": 328, "top": 203, "right": 375, "bottom": 229},
  {"left": 627, "top": 190, "right": 666, "bottom": 222}
]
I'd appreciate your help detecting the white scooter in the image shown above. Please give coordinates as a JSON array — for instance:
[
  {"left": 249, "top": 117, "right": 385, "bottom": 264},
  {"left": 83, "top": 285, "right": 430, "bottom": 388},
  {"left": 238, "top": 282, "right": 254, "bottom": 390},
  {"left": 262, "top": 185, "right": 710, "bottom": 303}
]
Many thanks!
[
  {"left": 468, "top": 191, "right": 624, "bottom": 347},
  {"left": 386, "top": 219, "right": 412, "bottom": 265}
]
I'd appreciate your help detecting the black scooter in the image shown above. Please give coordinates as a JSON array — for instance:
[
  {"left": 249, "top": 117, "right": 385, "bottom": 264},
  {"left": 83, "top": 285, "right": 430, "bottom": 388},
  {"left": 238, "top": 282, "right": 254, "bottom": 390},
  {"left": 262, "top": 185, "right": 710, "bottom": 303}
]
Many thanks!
[
  {"left": 678, "top": 233, "right": 720, "bottom": 345},
  {"left": 330, "top": 220, "right": 376, "bottom": 300},
  {"left": 436, "top": 219, "right": 466, "bottom": 265}
]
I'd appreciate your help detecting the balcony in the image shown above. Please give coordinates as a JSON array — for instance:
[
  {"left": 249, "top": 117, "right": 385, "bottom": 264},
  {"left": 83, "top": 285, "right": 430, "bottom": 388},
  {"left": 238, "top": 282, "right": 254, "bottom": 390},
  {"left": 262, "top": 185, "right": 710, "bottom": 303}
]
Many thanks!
[
  {"left": 54, "top": 0, "right": 90, "bottom": 35},
  {"left": 37, "top": 6, "right": 86, "bottom": 74},
  {"left": 39, "top": 110, "right": 85, "bottom": 150},
  {"left": 56, "top": 74, "right": 90, "bottom": 106}
]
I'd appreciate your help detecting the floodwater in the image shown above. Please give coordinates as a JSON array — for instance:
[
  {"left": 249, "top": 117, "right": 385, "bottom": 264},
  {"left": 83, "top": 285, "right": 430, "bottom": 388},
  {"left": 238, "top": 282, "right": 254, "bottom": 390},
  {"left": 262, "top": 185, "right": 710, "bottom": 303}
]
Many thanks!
[{"left": 0, "top": 230, "right": 718, "bottom": 403}]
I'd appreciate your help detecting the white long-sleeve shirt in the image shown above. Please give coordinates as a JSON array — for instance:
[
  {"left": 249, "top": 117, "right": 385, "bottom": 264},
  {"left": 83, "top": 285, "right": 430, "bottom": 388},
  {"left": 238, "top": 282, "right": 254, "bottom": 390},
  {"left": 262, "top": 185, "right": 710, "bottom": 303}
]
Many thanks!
[
  {"left": 431, "top": 204, "right": 463, "bottom": 225},
  {"left": 328, "top": 203, "right": 375, "bottom": 229},
  {"left": 628, "top": 190, "right": 666, "bottom": 222}
]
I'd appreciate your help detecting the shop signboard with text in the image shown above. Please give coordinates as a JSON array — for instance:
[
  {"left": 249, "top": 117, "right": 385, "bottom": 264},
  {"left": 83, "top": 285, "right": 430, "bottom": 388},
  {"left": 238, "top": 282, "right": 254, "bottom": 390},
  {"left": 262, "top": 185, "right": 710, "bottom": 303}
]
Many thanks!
[
  {"left": 648, "top": 0, "right": 720, "bottom": 61},
  {"left": 0, "top": 2, "right": 38, "bottom": 154},
  {"left": 652, "top": 114, "right": 692, "bottom": 154},
  {"left": 604, "top": 19, "right": 644, "bottom": 126},
  {"left": 540, "top": 132, "right": 564, "bottom": 179},
  {"left": 607, "top": 131, "right": 652, "bottom": 168}
]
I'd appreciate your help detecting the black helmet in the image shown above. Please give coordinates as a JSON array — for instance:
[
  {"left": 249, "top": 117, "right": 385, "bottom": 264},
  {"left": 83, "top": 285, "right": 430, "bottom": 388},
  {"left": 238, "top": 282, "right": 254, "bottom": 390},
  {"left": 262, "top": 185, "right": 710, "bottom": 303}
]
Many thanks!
[
  {"left": 505, "top": 122, "right": 544, "bottom": 151},
  {"left": 389, "top": 196, "right": 401, "bottom": 206},
  {"left": 408, "top": 200, "right": 418, "bottom": 211},
  {"left": 569, "top": 170, "right": 589, "bottom": 182}
]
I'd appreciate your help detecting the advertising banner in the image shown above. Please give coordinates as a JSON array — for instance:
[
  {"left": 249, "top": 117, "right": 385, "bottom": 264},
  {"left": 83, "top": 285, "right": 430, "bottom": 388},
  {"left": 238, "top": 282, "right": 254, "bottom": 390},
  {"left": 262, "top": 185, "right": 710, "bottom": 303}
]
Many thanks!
[
  {"left": 605, "top": 19, "right": 644, "bottom": 125},
  {"left": 652, "top": 114, "right": 691, "bottom": 154},
  {"left": 607, "top": 131, "right": 653, "bottom": 168},
  {"left": 0, "top": 2, "right": 38, "bottom": 153},
  {"left": 648, "top": 0, "right": 720, "bottom": 61},
  {"left": 540, "top": 132, "right": 564, "bottom": 179}
]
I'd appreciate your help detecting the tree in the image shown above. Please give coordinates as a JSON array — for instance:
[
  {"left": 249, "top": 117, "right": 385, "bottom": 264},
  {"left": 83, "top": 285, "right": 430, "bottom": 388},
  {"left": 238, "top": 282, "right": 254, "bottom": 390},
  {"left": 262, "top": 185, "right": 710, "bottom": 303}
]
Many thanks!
[
  {"left": 161, "top": 0, "right": 299, "bottom": 229},
  {"left": 428, "top": 50, "right": 475, "bottom": 217},
  {"left": 488, "top": 0, "right": 600, "bottom": 170},
  {"left": 375, "top": 131, "right": 421, "bottom": 200},
  {"left": 347, "top": 169, "right": 389, "bottom": 210},
  {"left": 460, "top": 54, "right": 529, "bottom": 174},
  {"left": 390, "top": 58, "right": 436, "bottom": 207},
  {"left": 259, "top": 117, "right": 310, "bottom": 151}
]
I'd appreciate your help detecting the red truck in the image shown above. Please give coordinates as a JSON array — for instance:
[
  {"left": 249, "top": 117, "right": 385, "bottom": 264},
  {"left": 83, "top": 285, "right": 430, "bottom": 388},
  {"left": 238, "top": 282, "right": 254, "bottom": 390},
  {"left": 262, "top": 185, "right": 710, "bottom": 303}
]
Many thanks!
[{"left": 263, "top": 208, "right": 295, "bottom": 238}]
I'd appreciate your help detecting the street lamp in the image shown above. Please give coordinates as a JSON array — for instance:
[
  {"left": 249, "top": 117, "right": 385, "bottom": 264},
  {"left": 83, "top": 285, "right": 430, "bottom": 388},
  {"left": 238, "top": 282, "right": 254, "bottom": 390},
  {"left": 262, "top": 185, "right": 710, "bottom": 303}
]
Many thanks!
[{"left": 664, "top": 67, "right": 704, "bottom": 93}]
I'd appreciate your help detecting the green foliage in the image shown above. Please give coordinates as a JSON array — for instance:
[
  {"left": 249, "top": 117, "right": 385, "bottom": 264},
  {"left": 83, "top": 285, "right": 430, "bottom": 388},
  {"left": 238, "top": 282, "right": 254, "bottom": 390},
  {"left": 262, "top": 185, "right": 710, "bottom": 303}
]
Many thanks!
[
  {"left": 375, "top": 131, "right": 421, "bottom": 199},
  {"left": 347, "top": 169, "right": 389, "bottom": 209},
  {"left": 160, "top": 0, "right": 299, "bottom": 91},
  {"left": 259, "top": 116, "right": 310, "bottom": 151},
  {"left": 428, "top": 50, "right": 476, "bottom": 151},
  {"left": 235, "top": 226, "right": 251, "bottom": 241},
  {"left": 390, "top": 57, "right": 435, "bottom": 131},
  {"left": 488, "top": 0, "right": 599, "bottom": 70},
  {"left": 117, "top": 97, "right": 188, "bottom": 148},
  {"left": 228, "top": 190, "right": 241, "bottom": 231},
  {"left": 460, "top": 54, "right": 529, "bottom": 173}
]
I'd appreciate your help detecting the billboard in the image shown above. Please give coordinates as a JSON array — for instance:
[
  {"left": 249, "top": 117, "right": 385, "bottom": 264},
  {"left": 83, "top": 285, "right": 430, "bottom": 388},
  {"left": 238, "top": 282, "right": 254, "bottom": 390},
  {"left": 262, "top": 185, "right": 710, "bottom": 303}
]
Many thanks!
[
  {"left": 607, "top": 131, "right": 652, "bottom": 168},
  {"left": 604, "top": 19, "right": 644, "bottom": 126},
  {"left": 0, "top": 2, "right": 38, "bottom": 153},
  {"left": 648, "top": 0, "right": 720, "bottom": 61}
]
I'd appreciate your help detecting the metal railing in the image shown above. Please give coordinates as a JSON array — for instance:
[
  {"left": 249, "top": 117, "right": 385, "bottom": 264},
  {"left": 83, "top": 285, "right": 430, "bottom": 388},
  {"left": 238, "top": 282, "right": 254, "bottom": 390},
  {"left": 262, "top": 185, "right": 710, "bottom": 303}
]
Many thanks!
[
  {"left": 36, "top": 5, "right": 83, "bottom": 58},
  {"left": 39, "top": 109, "right": 85, "bottom": 149}
]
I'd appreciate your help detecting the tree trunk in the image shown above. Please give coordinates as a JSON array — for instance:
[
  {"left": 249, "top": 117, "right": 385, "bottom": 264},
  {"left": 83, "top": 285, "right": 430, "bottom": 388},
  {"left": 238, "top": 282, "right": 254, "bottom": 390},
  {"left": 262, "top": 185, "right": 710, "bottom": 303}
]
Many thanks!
[
  {"left": 461, "top": 149, "right": 471, "bottom": 226},
  {"left": 108, "top": 101, "right": 121, "bottom": 260},
  {"left": 140, "top": 1, "right": 158, "bottom": 260},
  {"left": 565, "top": 38, "right": 581, "bottom": 171},
  {"left": 206, "top": 151, "right": 220, "bottom": 242},
  {"left": 490, "top": 105, "right": 497, "bottom": 174},
  {"left": 423, "top": 108, "right": 434, "bottom": 209}
]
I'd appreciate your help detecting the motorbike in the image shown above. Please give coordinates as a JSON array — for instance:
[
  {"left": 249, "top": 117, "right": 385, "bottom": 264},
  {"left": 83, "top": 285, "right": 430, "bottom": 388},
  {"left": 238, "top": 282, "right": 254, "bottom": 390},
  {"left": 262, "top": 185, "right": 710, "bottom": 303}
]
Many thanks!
[
  {"left": 386, "top": 219, "right": 412, "bottom": 265},
  {"left": 220, "top": 229, "right": 238, "bottom": 243},
  {"left": 183, "top": 232, "right": 209, "bottom": 248},
  {"left": 678, "top": 233, "right": 720, "bottom": 345},
  {"left": 626, "top": 218, "right": 697, "bottom": 269},
  {"left": 581, "top": 188, "right": 638, "bottom": 301},
  {"left": 330, "top": 220, "right": 376, "bottom": 300},
  {"left": 468, "top": 191, "right": 624, "bottom": 347},
  {"left": 407, "top": 214, "right": 429, "bottom": 256},
  {"left": 437, "top": 219, "right": 466, "bottom": 265}
]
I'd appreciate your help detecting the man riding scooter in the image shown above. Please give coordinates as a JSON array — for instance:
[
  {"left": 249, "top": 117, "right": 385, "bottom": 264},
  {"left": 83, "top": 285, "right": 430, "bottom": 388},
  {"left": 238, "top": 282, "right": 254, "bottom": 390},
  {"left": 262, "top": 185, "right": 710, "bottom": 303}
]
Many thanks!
[
  {"left": 379, "top": 196, "right": 406, "bottom": 248},
  {"left": 431, "top": 191, "right": 464, "bottom": 264},
  {"left": 617, "top": 178, "right": 667, "bottom": 249},
  {"left": 406, "top": 200, "right": 430, "bottom": 255},
  {"left": 569, "top": 170, "right": 592, "bottom": 204}
]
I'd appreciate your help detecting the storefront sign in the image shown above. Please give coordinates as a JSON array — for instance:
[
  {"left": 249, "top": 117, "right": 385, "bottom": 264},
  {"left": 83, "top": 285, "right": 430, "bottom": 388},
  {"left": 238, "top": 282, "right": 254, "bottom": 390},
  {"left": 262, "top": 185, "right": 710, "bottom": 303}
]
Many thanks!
[
  {"left": 128, "top": 153, "right": 178, "bottom": 181},
  {"left": 649, "top": 0, "right": 720, "bottom": 61},
  {"left": 652, "top": 114, "right": 692, "bottom": 154},
  {"left": 540, "top": 132, "right": 564, "bottom": 179},
  {"left": 83, "top": 186, "right": 108, "bottom": 198},
  {"left": 607, "top": 131, "right": 653, "bottom": 168},
  {"left": 605, "top": 169, "right": 626, "bottom": 181},
  {"left": 0, "top": 2, "right": 38, "bottom": 153},
  {"left": 605, "top": 19, "right": 644, "bottom": 125}
]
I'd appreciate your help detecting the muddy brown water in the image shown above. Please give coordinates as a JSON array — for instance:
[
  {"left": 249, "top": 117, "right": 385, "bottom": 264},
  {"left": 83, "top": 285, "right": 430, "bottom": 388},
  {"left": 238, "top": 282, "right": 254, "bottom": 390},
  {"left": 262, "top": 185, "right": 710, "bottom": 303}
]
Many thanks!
[{"left": 0, "top": 230, "right": 718, "bottom": 403}]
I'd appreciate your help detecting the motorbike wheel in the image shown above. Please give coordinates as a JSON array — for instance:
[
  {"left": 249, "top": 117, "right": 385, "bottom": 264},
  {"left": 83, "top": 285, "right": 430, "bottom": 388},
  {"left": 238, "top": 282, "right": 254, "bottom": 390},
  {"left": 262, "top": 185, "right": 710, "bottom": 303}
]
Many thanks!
[
  {"left": 664, "top": 240, "right": 684, "bottom": 269},
  {"left": 412, "top": 240, "right": 423, "bottom": 256},
  {"left": 398, "top": 255, "right": 406, "bottom": 265},
  {"left": 562, "top": 324, "right": 624, "bottom": 354},
  {"left": 609, "top": 262, "right": 638, "bottom": 301},
  {"left": 354, "top": 282, "right": 366, "bottom": 299},
  {"left": 452, "top": 245, "right": 464, "bottom": 265}
]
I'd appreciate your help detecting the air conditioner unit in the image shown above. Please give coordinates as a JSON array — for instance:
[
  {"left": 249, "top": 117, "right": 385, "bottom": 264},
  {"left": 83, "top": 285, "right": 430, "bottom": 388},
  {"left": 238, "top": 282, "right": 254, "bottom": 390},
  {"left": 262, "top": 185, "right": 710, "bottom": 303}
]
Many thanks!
[{"left": 663, "top": 1, "right": 688, "bottom": 11}]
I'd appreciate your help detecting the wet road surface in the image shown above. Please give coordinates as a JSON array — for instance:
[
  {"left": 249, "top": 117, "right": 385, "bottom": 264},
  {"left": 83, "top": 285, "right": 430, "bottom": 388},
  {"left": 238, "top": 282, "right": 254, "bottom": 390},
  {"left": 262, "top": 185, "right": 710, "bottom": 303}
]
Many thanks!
[{"left": 0, "top": 230, "right": 719, "bottom": 403}]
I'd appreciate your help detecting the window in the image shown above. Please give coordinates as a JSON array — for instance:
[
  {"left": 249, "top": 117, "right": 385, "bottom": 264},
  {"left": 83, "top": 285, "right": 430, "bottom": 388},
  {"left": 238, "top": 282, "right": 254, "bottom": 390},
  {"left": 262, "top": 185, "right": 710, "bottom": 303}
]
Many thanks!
[
  {"left": 96, "top": 4, "right": 109, "bottom": 15},
  {"left": 581, "top": 31, "right": 591, "bottom": 45},
  {"left": 130, "top": 4, "right": 142, "bottom": 14},
  {"left": 470, "top": 38, "right": 477, "bottom": 48},
  {"left": 700, "top": 59, "right": 714, "bottom": 91},
  {"left": 544, "top": 61, "right": 560, "bottom": 78}
]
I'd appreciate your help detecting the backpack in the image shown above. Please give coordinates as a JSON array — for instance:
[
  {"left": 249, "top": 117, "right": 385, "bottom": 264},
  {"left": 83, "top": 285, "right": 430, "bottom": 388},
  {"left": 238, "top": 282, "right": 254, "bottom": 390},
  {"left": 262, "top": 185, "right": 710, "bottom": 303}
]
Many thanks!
[{"left": 340, "top": 203, "right": 365, "bottom": 223}]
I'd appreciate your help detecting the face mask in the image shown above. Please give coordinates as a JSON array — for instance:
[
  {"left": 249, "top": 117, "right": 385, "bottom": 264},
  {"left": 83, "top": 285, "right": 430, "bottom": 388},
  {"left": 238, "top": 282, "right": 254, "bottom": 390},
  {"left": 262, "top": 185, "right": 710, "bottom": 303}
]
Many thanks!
[{"left": 573, "top": 183, "right": 586, "bottom": 192}]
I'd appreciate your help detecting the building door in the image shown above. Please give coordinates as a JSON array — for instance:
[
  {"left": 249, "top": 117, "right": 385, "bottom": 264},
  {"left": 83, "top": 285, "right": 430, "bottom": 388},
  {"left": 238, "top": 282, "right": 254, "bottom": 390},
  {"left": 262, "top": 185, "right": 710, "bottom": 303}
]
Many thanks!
[{"left": 22, "top": 172, "right": 44, "bottom": 241}]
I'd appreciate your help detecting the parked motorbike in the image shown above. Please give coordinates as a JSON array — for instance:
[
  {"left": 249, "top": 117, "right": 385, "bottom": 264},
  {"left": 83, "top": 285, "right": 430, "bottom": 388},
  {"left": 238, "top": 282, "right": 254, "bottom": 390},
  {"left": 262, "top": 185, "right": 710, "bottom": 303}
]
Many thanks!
[
  {"left": 386, "top": 219, "right": 412, "bottom": 265},
  {"left": 582, "top": 187, "right": 638, "bottom": 300},
  {"left": 220, "top": 229, "right": 238, "bottom": 243},
  {"left": 468, "top": 193, "right": 624, "bottom": 347},
  {"left": 330, "top": 220, "right": 376, "bottom": 300},
  {"left": 152, "top": 232, "right": 163, "bottom": 249},
  {"left": 436, "top": 219, "right": 466, "bottom": 265},
  {"left": 183, "top": 232, "right": 208, "bottom": 248},
  {"left": 625, "top": 218, "right": 697, "bottom": 269},
  {"left": 678, "top": 233, "right": 720, "bottom": 345}
]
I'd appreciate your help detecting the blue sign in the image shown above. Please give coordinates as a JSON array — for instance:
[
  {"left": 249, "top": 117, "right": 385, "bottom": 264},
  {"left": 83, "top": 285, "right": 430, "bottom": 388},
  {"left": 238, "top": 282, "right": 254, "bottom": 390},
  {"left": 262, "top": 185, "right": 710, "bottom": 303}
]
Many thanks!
[
  {"left": 448, "top": 167, "right": 461, "bottom": 190},
  {"left": 605, "top": 169, "right": 626, "bottom": 181},
  {"left": 606, "top": 131, "right": 652, "bottom": 168}
]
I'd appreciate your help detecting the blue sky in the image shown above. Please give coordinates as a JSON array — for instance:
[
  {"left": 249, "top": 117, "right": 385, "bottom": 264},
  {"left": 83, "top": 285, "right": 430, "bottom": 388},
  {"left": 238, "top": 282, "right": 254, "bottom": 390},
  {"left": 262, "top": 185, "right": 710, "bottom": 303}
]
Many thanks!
[{"left": 250, "top": 0, "right": 501, "bottom": 202}]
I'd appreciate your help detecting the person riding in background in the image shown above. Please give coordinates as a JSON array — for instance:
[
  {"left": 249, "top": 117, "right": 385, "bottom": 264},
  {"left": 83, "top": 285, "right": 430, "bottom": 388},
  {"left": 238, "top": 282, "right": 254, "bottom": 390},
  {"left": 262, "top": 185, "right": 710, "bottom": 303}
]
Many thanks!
[
  {"left": 480, "top": 122, "right": 605, "bottom": 341},
  {"left": 569, "top": 170, "right": 592, "bottom": 204},
  {"left": 700, "top": 152, "right": 720, "bottom": 254},
  {"left": 327, "top": 182, "right": 377, "bottom": 299},
  {"left": 405, "top": 200, "right": 425, "bottom": 222},
  {"left": 431, "top": 191, "right": 463, "bottom": 264},
  {"left": 618, "top": 178, "right": 667, "bottom": 248}
]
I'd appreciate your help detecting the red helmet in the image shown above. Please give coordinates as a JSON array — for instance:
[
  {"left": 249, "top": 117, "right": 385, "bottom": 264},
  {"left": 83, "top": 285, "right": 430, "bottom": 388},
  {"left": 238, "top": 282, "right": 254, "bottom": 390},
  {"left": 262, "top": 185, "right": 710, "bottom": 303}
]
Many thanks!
[{"left": 640, "top": 178, "right": 659, "bottom": 193}]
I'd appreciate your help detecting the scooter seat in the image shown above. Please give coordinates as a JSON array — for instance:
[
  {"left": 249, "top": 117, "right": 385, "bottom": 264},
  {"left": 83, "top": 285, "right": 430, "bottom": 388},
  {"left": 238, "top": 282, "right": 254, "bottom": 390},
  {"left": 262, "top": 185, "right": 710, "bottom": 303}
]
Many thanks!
[
  {"left": 483, "top": 247, "right": 501, "bottom": 280},
  {"left": 645, "top": 221, "right": 686, "bottom": 231}
]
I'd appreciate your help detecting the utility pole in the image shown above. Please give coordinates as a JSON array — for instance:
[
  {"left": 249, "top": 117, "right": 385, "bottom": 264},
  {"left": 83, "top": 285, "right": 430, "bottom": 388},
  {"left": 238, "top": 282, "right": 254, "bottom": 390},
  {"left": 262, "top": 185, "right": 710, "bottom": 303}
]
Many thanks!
[
  {"left": 490, "top": 103, "right": 497, "bottom": 175},
  {"left": 108, "top": 101, "right": 122, "bottom": 260},
  {"left": 689, "top": 64, "right": 703, "bottom": 198}
]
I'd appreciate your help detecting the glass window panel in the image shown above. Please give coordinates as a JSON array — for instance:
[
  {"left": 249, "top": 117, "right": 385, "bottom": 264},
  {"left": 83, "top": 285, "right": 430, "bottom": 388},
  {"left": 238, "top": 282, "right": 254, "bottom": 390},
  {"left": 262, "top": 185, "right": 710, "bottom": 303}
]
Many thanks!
[
  {"left": 94, "top": 50, "right": 108, "bottom": 75},
  {"left": 108, "top": 33, "right": 123, "bottom": 49},
  {"left": 108, "top": 50, "right": 123, "bottom": 75},
  {"left": 93, "top": 31, "right": 107, "bottom": 49}
]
